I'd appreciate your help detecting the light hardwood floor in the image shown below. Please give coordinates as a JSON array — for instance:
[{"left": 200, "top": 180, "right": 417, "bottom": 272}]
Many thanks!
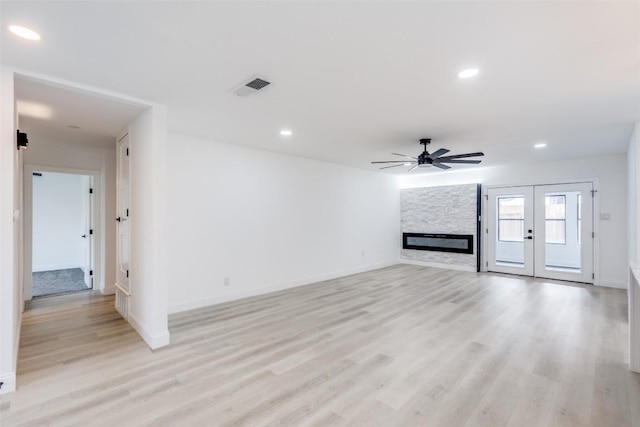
[{"left": 1, "top": 264, "right": 639, "bottom": 426}]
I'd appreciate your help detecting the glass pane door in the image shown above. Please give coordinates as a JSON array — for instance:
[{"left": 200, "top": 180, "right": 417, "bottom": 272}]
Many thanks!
[
  {"left": 487, "top": 187, "right": 534, "bottom": 276},
  {"left": 534, "top": 183, "right": 593, "bottom": 283}
]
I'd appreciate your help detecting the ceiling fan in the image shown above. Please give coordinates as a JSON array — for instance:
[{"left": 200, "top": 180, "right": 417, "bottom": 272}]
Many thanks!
[{"left": 372, "top": 138, "right": 484, "bottom": 172}]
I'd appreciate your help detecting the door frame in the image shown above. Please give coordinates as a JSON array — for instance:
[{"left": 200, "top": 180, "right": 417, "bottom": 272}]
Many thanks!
[
  {"left": 23, "top": 164, "right": 101, "bottom": 300},
  {"left": 481, "top": 178, "right": 600, "bottom": 285},
  {"left": 115, "top": 130, "right": 130, "bottom": 294}
]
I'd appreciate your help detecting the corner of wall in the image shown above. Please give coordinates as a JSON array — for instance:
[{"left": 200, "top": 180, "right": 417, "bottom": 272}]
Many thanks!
[
  {"left": 128, "top": 313, "right": 170, "bottom": 349},
  {"left": 0, "top": 371, "right": 16, "bottom": 394}
]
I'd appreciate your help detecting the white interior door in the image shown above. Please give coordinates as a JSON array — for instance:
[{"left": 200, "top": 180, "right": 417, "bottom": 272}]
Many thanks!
[
  {"left": 117, "top": 133, "right": 130, "bottom": 292},
  {"left": 534, "top": 183, "right": 593, "bottom": 283},
  {"left": 81, "top": 176, "right": 93, "bottom": 288},
  {"left": 487, "top": 186, "right": 535, "bottom": 276}
]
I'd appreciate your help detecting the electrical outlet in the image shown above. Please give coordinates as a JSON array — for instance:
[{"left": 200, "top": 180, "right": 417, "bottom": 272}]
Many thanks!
[{"left": 224, "top": 277, "right": 230, "bottom": 287}]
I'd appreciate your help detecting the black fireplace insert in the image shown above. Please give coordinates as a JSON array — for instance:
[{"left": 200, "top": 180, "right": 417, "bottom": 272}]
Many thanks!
[{"left": 402, "top": 233, "right": 474, "bottom": 254}]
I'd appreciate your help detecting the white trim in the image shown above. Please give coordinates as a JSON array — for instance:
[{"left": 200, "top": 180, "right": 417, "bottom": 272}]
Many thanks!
[
  {"left": 1, "top": 310, "right": 22, "bottom": 394},
  {"left": 596, "top": 279, "right": 627, "bottom": 290},
  {"left": 630, "top": 265, "right": 640, "bottom": 372},
  {"left": 12, "top": 69, "right": 156, "bottom": 110},
  {"left": 114, "top": 281, "right": 130, "bottom": 296},
  {"left": 129, "top": 313, "right": 170, "bottom": 349},
  {"left": 399, "top": 258, "right": 476, "bottom": 272},
  {"left": 169, "top": 260, "right": 398, "bottom": 314},
  {"left": 0, "top": 372, "right": 16, "bottom": 394},
  {"left": 33, "top": 263, "right": 84, "bottom": 272}
]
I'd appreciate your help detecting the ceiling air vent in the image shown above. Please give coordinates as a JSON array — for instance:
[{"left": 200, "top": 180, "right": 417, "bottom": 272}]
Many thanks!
[{"left": 231, "top": 76, "right": 271, "bottom": 97}]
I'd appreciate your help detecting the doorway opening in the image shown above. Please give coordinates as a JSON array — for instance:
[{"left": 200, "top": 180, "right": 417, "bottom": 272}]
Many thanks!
[
  {"left": 486, "top": 182, "right": 594, "bottom": 283},
  {"left": 29, "top": 170, "right": 96, "bottom": 298}
]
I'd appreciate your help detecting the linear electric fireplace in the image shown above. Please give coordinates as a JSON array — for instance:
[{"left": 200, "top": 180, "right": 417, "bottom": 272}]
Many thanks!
[{"left": 403, "top": 233, "right": 474, "bottom": 254}]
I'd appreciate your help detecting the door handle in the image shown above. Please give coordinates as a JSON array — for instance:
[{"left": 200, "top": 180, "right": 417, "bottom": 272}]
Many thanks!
[
  {"left": 81, "top": 234, "right": 86, "bottom": 238},
  {"left": 525, "top": 236, "right": 533, "bottom": 240},
  {"left": 116, "top": 217, "right": 121, "bottom": 222}
]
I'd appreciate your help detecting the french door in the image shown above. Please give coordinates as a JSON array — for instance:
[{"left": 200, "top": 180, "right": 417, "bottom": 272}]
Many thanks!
[{"left": 487, "top": 183, "right": 594, "bottom": 283}]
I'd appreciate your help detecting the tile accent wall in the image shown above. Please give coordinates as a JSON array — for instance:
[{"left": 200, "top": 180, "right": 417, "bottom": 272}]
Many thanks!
[{"left": 401, "top": 183, "right": 479, "bottom": 269}]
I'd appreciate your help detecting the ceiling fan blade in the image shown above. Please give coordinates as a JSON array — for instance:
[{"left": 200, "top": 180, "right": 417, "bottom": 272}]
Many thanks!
[
  {"left": 432, "top": 163, "right": 451, "bottom": 170},
  {"left": 429, "top": 148, "right": 450, "bottom": 159},
  {"left": 371, "top": 160, "right": 412, "bottom": 164},
  {"left": 391, "top": 153, "right": 418, "bottom": 160},
  {"left": 408, "top": 164, "right": 419, "bottom": 172},
  {"left": 379, "top": 164, "right": 405, "bottom": 170},
  {"left": 436, "top": 159, "right": 482, "bottom": 164},
  {"left": 436, "top": 152, "right": 485, "bottom": 161}
]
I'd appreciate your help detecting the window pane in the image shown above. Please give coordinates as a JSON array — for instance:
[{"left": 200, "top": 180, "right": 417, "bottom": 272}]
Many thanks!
[
  {"left": 546, "top": 219, "right": 566, "bottom": 244},
  {"left": 499, "top": 219, "right": 524, "bottom": 242},
  {"left": 498, "top": 197, "right": 524, "bottom": 219},
  {"left": 545, "top": 195, "right": 566, "bottom": 219}
]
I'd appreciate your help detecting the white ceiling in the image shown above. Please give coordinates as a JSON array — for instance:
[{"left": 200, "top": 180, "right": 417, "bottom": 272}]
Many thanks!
[
  {"left": 15, "top": 77, "right": 145, "bottom": 149},
  {"left": 1, "top": 1, "right": 639, "bottom": 173}
]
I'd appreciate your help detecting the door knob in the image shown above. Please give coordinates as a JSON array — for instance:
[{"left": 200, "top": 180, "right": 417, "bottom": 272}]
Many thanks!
[
  {"left": 525, "top": 236, "right": 533, "bottom": 240},
  {"left": 116, "top": 217, "right": 121, "bottom": 222},
  {"left": 81, "top": 234, "right": 86, "bottom": 238}
]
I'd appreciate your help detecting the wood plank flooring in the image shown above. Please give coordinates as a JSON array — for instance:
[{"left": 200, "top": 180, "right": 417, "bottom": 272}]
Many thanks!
[{"left": 1, "top": 264, "right": 638, "bottom": 426}]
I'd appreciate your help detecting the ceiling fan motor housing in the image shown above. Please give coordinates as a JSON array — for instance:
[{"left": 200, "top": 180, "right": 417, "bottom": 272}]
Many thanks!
[{"left": 418, "top": 138, "right": 432, "bottom": 165}]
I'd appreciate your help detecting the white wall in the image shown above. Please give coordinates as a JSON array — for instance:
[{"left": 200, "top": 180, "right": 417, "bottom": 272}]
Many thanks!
[
  {"left": 128, "top": 107, "right": 171, "bottom": 348},
  {"left": 166, "top": 132, "right": 401, "bottom": 314},
  {"left": 400, "top": 154, "right": 628, "bottom": 288},
  {"left": 628, "top": 123, "right": 640, "bottom": 373},
  {"left": 0, "top": 66, "right": 20, "bottom": 393},
  {"left": 23, "top": 135, "right": 116, "bottom": 294},
  {"left": 628, "top": 124, "right": 640, "bottom": 264},
  {"left": 32, "top": 172, "right": 85, "bottom": 272}
]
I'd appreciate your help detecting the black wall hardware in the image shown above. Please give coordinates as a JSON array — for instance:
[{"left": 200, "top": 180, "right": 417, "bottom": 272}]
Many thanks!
[
  {"left": 0, "top": 381, "right": 3, "bottom": 389},
  {"left": 17, "top": 130, "right": 29, "bottom": 150},
  {"left": 33, "top": 172, "right": 42, "bottom": 177},
  {"left": 403, "top": 233, "right": 474, "bottom": 254}
]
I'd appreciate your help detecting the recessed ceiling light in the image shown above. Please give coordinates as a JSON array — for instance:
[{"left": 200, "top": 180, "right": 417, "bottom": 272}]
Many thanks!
[
  {"left": 458, "top": 68, "right": 479, "bottom": 79},
  {"left": 280, "top": 129, "right": 293, "bottom": 136},
  {"left": 9, "top": 25, "right": 41, "bottom": 41},
  {"left": 534, "top": 143, "right": 547, "bottom": 149},
  {"left": 404, "top": 163, "right": 412, "bottom": 166}
]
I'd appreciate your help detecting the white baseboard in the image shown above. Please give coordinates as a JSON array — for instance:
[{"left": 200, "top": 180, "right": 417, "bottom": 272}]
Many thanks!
[
  {"left": 100, "top": 282, "right": 116, "bottom": 295},
  {"left": 0, "top": 372, "right": 16, "bottom": 394},
  {"left": 597, "top": 279, "right": 627, "bottom": 290},
  {"left": 399, "top": 258, "right": 477, "bottom": 272},
  {"left": 129, "top": 314, "right": 170, "bottom": 349},
  {"left": 32, "top": 263, "right": 82, "bottom": 272},
  {"left": 169, "top": 260, "right": 397, "bottom": 315}
]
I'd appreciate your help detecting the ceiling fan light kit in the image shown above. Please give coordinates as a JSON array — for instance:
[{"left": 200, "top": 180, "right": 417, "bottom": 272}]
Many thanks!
[{"left": 372, "top": 138, "right": 484, "bottom": 172}]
